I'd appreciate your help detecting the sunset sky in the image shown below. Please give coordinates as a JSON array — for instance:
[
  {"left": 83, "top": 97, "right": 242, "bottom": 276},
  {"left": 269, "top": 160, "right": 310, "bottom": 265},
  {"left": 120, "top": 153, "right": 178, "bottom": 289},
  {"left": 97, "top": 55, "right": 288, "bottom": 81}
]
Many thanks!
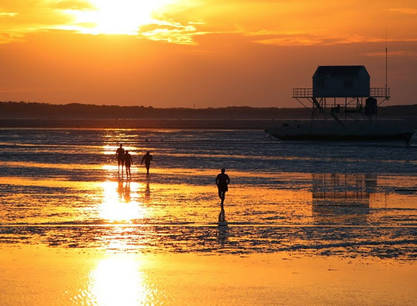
[{"left": 0, "top": 0, "right": 416, "bottom": 107}]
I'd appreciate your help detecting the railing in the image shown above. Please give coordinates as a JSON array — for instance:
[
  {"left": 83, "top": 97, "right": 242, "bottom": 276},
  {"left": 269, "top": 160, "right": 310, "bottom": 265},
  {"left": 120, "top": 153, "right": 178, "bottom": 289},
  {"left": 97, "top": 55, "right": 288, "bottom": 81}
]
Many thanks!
[
  {"left": 293, "top": 88, "right": 313, "bottom": 98},
  {"left": 370, "top": 88, "right": 390, "bottom": 98},
  {"left": 292, "top": 88, "right": 390, "bottom": 98}
]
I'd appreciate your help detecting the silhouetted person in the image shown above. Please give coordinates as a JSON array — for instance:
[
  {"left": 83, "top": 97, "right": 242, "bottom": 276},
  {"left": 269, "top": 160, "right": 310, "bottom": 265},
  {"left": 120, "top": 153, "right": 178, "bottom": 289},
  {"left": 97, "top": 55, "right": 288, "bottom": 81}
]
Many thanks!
[
  {"left": 216, "top": 168, "right": 230, "bottom": 222},
  {"left": 124, "top": 150, "right": 132, "bottom": 179},
  {"left": 116, "top": 144, "right": 125, "bottom": 175},
  {"left": 141, "top": 151, "right": 153, "bottom": 175}
]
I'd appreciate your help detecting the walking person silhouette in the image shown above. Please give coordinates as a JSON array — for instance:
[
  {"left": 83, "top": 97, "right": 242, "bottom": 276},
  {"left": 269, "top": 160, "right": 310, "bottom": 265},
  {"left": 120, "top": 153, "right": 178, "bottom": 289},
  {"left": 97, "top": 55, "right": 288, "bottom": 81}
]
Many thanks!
[
  {"left": 216, "top": 168, "right": 230, "bottom": 223},
  {"left": 124, "top": 150, "right": 132, "bottom": 179},
  {"left": 116, "top": 144, "right": 125, "bottom": 176},
  {"left": 141, "top": 151, "right": 153, "bottom": 175}
]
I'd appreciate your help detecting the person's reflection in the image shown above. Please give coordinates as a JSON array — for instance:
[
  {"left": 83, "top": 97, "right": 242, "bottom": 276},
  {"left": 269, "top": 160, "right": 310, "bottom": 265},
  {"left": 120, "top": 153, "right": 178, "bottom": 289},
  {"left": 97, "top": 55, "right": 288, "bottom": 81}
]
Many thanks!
[
  {"left": 144, "top": 178, "right": 151, "bottom": 202},
  {"left": 311, "top": 173, "right": 376, "bottom": 225},
  {"left": 124, "top": 181, "right": 131, "bottom": 203},
  {"left": 117, "top": 180, "right": 124, "bottom": 201},
  {"left": 116, "top": 181, "right": 131, "bottom": 203},
  {"left": 217, "top": 223, "right": 229, "bottom": 247}
]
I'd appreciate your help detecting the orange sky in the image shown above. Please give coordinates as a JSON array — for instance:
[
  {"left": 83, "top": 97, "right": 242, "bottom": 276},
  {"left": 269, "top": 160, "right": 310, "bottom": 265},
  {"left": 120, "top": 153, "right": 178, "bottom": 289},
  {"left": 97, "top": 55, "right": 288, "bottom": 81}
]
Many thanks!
[{"left": 0, "top": 0, "right": 416, "bottom": 107}]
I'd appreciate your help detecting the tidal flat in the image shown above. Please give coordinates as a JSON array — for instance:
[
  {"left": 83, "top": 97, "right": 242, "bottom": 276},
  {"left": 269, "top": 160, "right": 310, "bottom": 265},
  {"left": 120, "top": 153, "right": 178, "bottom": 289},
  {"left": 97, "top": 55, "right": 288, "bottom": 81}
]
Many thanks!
[{"left": 0, "top": 128, "right": 416, "bottom": 304}]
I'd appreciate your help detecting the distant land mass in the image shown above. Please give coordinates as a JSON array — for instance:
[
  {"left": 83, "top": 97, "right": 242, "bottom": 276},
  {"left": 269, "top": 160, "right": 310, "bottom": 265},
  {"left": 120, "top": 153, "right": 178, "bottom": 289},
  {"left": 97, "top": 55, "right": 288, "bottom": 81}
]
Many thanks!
[{"left": 1, "top": 101, "right": 417, "bottom": 129}]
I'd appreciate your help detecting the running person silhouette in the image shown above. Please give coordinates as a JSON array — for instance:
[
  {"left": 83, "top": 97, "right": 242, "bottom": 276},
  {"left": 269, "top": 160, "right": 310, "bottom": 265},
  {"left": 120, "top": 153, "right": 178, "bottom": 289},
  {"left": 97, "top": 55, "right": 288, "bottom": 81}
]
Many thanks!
[
  {"left": 216, "top": 168, "right": 230, "bottom": 222},
  {"left": 116, "top": 144, "right": 125, "bottom": 175},
  {"left": 141, "top": 151, "right": 153, "bottom": 175}
]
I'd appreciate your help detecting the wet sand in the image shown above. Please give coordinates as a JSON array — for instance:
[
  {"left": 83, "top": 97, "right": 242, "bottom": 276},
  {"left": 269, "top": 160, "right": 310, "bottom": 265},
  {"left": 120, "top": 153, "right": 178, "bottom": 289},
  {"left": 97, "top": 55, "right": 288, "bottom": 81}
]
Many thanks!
[
  {"left": 1, "top": 246, "right": 417, "bottom": 305},
  {"left": 1, "top": 128, "right": 417, "bottom": 304}
]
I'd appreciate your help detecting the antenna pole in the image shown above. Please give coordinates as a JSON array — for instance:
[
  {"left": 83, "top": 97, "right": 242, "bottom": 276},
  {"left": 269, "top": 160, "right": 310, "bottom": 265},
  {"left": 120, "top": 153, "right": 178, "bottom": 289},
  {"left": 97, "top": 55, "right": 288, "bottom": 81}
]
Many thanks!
[{"left": 385, "top": 47, "right": 388, "bottom": 99}]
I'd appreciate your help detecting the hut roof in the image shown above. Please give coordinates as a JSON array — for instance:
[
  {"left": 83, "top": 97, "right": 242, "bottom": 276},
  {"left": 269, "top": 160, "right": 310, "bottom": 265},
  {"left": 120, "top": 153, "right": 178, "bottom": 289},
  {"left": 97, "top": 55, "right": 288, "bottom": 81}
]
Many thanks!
[{"left": 314, "top": 66, "right": 369, "bottom": 78}]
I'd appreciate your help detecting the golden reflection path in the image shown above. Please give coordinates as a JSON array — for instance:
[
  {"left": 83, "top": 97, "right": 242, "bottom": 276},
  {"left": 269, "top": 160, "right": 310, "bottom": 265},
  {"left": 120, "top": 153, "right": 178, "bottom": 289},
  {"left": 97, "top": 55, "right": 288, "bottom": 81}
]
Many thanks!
[
  {"left": 99, "top": 181, "right": 147, "bottom": 223},
  {"left": 87, "top": 144, "right": 154, "bottom": 304},
  {"left": 87, "top": 141, "right": 155, "bottom": 304},
  {"left": 88, "top": 254, "right": 154, "bottom": 305}
]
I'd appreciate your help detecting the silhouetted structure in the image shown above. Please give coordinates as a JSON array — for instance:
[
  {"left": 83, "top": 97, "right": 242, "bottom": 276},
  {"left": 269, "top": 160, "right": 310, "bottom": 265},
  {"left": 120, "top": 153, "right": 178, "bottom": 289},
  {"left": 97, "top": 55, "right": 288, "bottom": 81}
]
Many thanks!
[
  {"left": 266, "top": 64, "right": 414, "bottom": 142},
  {"left": 313, "top": 66, "right": 370, "bottom": 98},
  {"left": 216, "top": 168, "right": 230, "bottom": 222},
  {"left": 141, "top": 152, "right": 153, "bottom": 175}
]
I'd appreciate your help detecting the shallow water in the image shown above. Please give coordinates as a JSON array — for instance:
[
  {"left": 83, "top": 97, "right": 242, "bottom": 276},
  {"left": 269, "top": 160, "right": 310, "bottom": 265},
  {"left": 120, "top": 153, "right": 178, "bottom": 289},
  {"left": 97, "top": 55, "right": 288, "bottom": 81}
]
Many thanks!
[{"left": 0, "top": 128, "right": 417, "bottom": 259}]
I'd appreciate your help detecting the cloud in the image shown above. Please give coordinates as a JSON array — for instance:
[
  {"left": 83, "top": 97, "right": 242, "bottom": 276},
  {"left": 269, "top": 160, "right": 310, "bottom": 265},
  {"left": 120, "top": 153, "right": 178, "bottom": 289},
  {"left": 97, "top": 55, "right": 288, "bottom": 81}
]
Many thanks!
[
  {"left": 0, "top": 12, "right": 18, "bottom": 17},
  {"left": 387, "top": 8, "right": 417, "bottom": 15},
  {"left": 251, "top": 31, "right": 417, "bottom": 47},
  {"left": 0, "top": 0, "right": 74, "bottom": 43},
  {"left": 0, "top": 0, "right": 417, "bottom": 47},
  {"left": 0, "top": 0, "right": 205, "bottom": 44},
  {"left": 139, "top": 22, "right": 208, "bottom": 45},
  {"left": 52, "top": 0, "right": 94, "bottom": 10},
  {"left": 365, "top": 50, "right": 417, "bottom": 57},
  {"left": 0, "top": 32, "right": 21, "bottom": 44}
]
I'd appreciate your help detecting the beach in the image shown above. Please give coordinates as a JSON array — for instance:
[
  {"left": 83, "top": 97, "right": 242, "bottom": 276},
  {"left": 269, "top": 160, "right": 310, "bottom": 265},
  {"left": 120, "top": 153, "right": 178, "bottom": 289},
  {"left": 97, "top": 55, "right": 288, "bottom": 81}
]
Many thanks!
[
  {"left": 1, "top": 128, "right": 417, "bottom": 304},
  {"left": 1, "top": 246, "right": 417, "bottom": 305}
]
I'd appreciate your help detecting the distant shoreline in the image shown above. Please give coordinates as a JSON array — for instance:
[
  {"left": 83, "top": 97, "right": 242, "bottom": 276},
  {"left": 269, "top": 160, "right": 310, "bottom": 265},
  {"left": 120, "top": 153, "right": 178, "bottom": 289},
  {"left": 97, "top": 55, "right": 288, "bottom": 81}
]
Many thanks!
[
  {"left": 0, "top": 119, "right": 278, "bottom": 129},
  {"left": 1, "top": 101, "right": 417, "bottom": 129},
  {"left": 1, "top": 118, "right": 417, "bottom": 129},
  {"left": 1, "top": 101, "right": 416, "bottom": 120}
]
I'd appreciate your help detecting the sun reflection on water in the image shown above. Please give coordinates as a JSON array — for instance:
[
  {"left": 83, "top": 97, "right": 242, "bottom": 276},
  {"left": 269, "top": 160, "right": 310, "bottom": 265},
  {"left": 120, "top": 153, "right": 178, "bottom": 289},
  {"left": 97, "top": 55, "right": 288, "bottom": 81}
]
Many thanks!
[
  {"left": 88, "top": 255, "right": 152, "bottom": 305},
  {"left": 100, "top": 181, "right": 147, "bottom": 222}
]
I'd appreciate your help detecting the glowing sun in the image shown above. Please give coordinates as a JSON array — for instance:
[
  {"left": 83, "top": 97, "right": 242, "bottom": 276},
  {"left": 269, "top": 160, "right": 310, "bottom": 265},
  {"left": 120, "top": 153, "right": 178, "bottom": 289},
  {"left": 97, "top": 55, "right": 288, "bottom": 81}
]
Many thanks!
[{"left": 69, "top": 0, "right": 172, "bottom": 35}]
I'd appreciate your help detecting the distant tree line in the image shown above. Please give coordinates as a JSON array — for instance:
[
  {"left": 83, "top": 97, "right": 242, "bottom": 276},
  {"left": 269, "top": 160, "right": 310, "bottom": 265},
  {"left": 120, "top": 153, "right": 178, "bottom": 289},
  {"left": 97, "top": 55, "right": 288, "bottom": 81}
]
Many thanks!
[{"left": 0, "top": 101, "right": 416, "bottom": 120}]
